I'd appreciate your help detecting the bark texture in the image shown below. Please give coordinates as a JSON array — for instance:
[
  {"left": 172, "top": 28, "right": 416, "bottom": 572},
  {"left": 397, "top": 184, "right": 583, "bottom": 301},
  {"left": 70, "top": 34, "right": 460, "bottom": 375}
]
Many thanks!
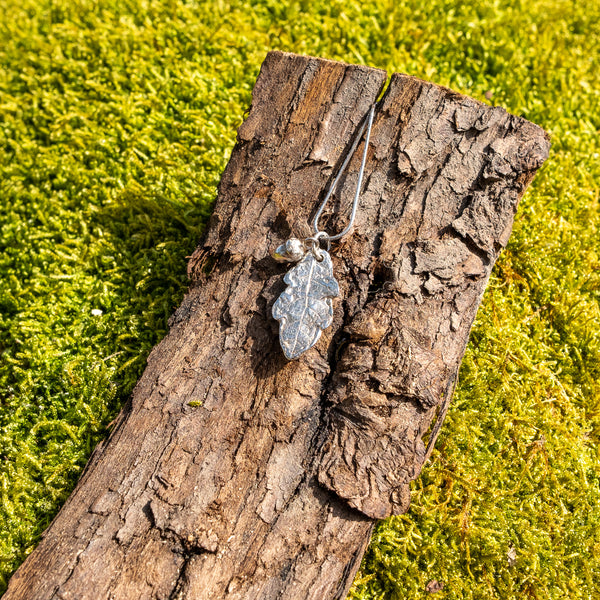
[{"left": 5, "top": 51, "right": 550, "bottom": 600}]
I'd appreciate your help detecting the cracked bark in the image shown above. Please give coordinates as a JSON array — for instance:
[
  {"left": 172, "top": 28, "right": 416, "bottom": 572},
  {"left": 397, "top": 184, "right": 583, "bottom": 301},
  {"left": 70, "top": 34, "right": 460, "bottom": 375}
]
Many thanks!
[{"left": 4, "top": 51, "right": 549, "bottom": 600}]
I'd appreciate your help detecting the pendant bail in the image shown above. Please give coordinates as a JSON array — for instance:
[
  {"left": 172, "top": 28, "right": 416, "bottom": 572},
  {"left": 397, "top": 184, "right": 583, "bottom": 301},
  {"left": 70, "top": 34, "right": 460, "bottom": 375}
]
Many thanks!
[{"left": 304, "top": 231, "right": 330, "bottom": 261}]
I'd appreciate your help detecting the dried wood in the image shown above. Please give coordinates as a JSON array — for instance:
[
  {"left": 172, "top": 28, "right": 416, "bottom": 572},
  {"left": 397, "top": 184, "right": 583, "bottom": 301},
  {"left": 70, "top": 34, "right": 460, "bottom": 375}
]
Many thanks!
[{"left": 5, "top": 51, "right": 549, "bottom": 600}]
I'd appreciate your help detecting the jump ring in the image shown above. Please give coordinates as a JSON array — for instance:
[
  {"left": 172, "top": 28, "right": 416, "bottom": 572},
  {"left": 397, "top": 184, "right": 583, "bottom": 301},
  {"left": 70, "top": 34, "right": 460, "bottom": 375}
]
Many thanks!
[
  {"left": 314, "top": 231, "right": 331, "bottom": 251},
  {"left": 303, "top": 237, "right": 325, "bottom": 261}
]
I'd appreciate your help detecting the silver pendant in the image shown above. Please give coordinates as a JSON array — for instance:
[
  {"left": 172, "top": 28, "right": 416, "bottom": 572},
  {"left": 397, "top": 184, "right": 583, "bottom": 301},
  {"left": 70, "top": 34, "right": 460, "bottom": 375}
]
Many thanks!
[
  {"left": 269, "top": 105, "right": 377, "bottom": 360},
  {"left": 272, "top": 243, "right": 339, "bottom": 360}
]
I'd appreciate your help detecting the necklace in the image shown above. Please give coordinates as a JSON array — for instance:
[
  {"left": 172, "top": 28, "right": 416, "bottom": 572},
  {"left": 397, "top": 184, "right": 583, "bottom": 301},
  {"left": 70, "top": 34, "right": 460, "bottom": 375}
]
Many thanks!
[{"left": 272, "top": 103, "right": 376, "bottom": 360}]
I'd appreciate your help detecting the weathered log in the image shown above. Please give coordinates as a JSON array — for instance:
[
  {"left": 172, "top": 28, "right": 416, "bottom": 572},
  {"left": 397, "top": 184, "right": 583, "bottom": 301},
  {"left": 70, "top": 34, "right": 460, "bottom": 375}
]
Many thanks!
[{"left": 5, "top": 51, "right": 549, "bottom": 600}]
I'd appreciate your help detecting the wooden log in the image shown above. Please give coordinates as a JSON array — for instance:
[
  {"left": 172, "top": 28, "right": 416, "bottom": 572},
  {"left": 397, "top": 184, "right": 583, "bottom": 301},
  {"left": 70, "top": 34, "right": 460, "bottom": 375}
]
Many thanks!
[{"left": 4, "top": 51, "right": 549, "bottom": 600}]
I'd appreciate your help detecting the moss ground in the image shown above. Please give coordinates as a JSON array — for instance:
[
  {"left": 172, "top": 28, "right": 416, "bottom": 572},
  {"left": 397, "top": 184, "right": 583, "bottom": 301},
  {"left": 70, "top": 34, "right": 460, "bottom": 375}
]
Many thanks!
[{"left": 0, "top": 0, "right": 598, "bottom": 597}]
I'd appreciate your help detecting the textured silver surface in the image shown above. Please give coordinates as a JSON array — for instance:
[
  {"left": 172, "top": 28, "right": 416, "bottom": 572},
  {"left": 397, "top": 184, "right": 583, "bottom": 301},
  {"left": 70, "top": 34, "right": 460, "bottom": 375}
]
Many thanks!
[{"left": 272, "top": 251, "right": 339, "bottom": 360}]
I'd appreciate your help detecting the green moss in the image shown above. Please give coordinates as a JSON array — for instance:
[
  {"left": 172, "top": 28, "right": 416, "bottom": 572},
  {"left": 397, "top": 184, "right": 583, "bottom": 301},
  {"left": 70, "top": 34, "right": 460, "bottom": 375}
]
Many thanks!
[{"left": 0, "top": 0, "right": 598, "bottom": 597}]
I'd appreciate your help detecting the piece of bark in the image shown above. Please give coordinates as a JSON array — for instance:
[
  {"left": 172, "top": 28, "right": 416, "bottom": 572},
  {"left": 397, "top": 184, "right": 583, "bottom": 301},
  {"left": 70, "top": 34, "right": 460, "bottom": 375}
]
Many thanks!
[{"left": 4, "top": 51, "right": 549, "bottom": 600}]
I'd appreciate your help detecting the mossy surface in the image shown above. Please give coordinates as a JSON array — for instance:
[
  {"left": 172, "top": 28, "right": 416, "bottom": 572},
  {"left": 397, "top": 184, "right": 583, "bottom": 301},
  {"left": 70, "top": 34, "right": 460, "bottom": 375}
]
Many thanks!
[{"left": 0, "top": 0, "right": 598, "bottom": 597}]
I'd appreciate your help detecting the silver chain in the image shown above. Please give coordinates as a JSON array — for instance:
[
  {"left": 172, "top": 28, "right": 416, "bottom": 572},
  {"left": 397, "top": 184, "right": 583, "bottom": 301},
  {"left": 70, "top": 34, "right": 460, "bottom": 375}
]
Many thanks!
[{"left": 311, "top": 102, "right": 377, "bottom": 244}]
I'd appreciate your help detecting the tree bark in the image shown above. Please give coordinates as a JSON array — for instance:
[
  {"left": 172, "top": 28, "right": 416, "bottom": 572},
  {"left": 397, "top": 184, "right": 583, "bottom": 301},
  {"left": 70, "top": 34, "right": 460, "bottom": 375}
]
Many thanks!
[{"left": 5, "top": 51, "right": 550, "bottom": 600}]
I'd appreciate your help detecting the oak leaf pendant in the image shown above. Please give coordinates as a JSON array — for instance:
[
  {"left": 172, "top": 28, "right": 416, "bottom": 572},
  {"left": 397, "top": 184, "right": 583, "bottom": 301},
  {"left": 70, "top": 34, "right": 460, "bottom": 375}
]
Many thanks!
[{"left": 272, "top": 251, "right": 339, "bottom": 360}]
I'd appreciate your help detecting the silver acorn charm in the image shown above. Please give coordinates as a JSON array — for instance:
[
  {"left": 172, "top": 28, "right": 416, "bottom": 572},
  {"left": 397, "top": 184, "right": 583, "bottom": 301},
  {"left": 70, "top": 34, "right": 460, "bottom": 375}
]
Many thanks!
[
  {"left": 272, "top": 246, "right": 339, "bottom": 360},
  {"left": 271, "top": 238, "right": 306, "bottom": 263}
]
